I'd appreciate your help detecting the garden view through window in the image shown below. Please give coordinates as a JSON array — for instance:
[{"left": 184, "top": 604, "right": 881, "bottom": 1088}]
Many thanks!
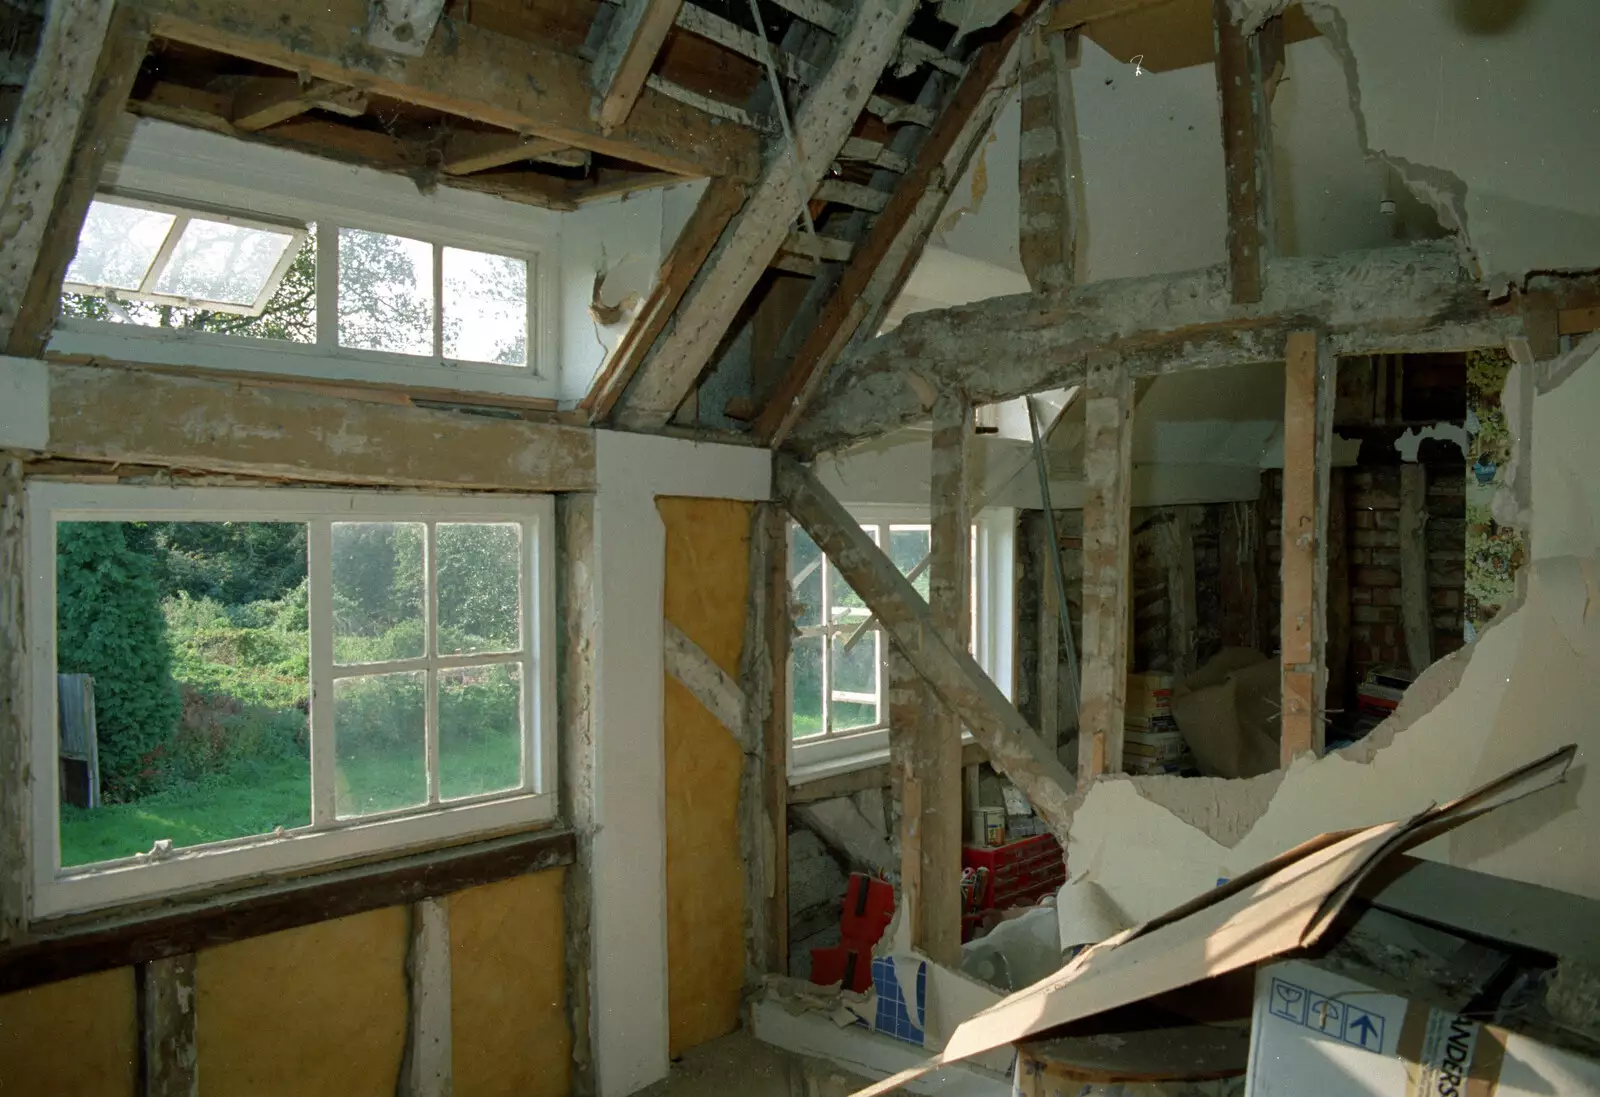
[
  {"left": 60, "top": 198, "right": 531, "bottom": 367},
  {"left": 55, "top": 515, "right": 531, "bottom": 869}
]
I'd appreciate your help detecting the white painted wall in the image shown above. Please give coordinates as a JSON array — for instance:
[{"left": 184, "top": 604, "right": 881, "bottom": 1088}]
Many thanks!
[
  {"left": 1061, "top": 336, "right": 1600, "bottom": 935},
  {"left": 589, "top": 432, "right": 770, "bottom": 1097},
  {"left": 1313, "top": 0, "right": 1600, "bottom": 287}
]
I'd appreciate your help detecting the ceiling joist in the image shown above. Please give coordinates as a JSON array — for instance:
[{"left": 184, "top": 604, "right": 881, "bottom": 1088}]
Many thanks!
[
  {"left": 132, "top": 0, "right": 763, "bottom": 181},
  {"left": 438, "top": 131, "right": 587, "bottom": 175},
  {"left": 231, "top": 76, "right": 367, "bottom": 132},
  {"left": 589, "top": 0, "right": 687, "bottom": 132}
]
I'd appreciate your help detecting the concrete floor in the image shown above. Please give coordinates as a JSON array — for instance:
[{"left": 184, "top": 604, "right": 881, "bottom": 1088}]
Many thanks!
[{"left": 633, "top": 1029, "right": 880, "bottom": 1097}]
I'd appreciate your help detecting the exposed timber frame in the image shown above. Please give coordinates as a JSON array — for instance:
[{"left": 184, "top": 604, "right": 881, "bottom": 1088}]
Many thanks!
[
  {"left": 916, "top": 394, "right": 970, "bottom": 965},
  {"left": 610, "top": 0, "right": 920, "bottom": 429},
  {"left": 230, "top": 76, "right": 368, "bottom": 131},
  {"left": 140, "top": 952, "right": 199, "bottom": 1097},
  {"left": 1398, "top": 464, "right": 1433, "bottom": 674},
  {"left": 754, "top": 6, "right": 1035, "bottom": 445},
  {"left": 1, "top": 2, "right": 150, "bottom": 358},
  {"left": 1279, "top": 330, "right": 1334, "bottom": 762},
  {"left": 774, "top": 454, "right": 1076, "bottom": 838},
  {"left": 1017, "top": 28, "right": 1082, "bottom": 294},
  {"left": 1212, "top": 0, "right": 1276, "bottom": 304},
  {"left": 589, "top": 0, "right": 687, "bottom": 133},
  {"left": 1077, "top": 357, "right": 1132, "bottom": 786},
  {"left": 131, "top": 0, "right": 762, "bottom": 182},
  {"left": 788, "top": 243, "right": 1514, "bottom": 455}
]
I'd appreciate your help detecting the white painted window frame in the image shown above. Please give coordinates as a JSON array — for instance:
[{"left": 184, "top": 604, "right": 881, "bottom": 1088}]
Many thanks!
[
  {"left": 25, "top": 482, "right": 559, "bottom": 918},
  {"left": 48, "top": 118, "right": 561, "bottom": 401},
  {"left": 787, "top": 505, "right": 1014, "bottom": 780}
]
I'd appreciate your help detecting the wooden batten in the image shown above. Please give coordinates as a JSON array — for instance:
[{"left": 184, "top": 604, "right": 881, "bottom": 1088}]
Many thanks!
[
  {"left": 1398, "top": 463, "right": 1432, "bottom": 674},
  {"left": 774, "top": 454, "right": 1076, "bottom": 837},
  {"left": 589, "top": 0, "right": 688, "bottom": 133},
  {"left": 1279, "top": 330, "right": 1334, "bottom": 762},
  {"left": 140, "top": 952, "right": 199, "bottom": 1097},
  {"left": 1077, "top": 356, "right": 1133, "bottom": 786},
  {"left": 0, "top": 459, "right": 24, "bottom": 944}
]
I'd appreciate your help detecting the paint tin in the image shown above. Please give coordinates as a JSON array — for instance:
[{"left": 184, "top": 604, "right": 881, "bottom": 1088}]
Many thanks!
[{"left": 972, "top": 807, "right": 1005, "bottom": 847}]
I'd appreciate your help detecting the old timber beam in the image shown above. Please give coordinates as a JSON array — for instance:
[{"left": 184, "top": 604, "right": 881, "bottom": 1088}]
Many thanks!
[
  {"left": 788, "top": 243, "right": 1514, "bottom": 455},
  {"left": 773, "top": 454, "right": 1076, "bottom": 838}
]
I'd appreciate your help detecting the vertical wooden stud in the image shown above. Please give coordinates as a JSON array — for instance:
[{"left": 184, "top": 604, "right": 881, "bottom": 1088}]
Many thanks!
[
  {"left": 140, "top": 953, "right": 198, "bottom": 1097},
  {"left": 1398, "top": 464, "right": 1432, "bottom": 674},
  {"left": 399, "top": 898, "right": 452, "bottom": 1097},
  {"left": 1280, "top": 330, "right": 1334, "bottom": 762},
  {"left": 1212, "top": 0, "right": 1274, "bottom": 305},
  {"left": 1166, "top": 508, "right": 1197, "bottom": 678},
  {"left": 1035, "top": 515, "right": 1060, "bottom": 750},
  {"left": 1078, "top": 357, "right": 1133, "bottom": 786},
  {"left": 0, "top": 458, "right": 25, "bottom": 943},
  {"left": 1018, "top": 28, "right": 1082, "bottom": 294}
]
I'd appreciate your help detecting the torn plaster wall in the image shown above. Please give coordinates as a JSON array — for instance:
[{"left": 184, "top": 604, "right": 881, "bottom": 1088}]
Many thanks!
[
  {"left": 1065, "top": 336, "right": 1600, "bottom": 931},
  {"left": 558, "top": 189, "right": 675, "bottom": 407},
  {"left": 1304, "top": 0, "right": 1600, "bottom": 290},
  {"left": 929, "top": 88, "right": 1022, "bottom": 278}
]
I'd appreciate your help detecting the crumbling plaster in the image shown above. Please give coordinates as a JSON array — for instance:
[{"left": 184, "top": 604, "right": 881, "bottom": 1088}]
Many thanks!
[
  {"left": 1299, "top": 0, "right": 1600, "bottom": 292},
  {"left": 1063, "top": 334, "right": 1600, "bottom": 934}
]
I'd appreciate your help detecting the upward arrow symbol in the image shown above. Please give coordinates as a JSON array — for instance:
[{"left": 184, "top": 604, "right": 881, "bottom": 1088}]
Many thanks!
[{"left": 1349, "top": 1015, "right": 1380, "bottom": 1048}]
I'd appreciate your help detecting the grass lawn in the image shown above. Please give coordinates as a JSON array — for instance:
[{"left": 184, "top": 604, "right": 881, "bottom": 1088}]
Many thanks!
[{"left": 59, "top": 734, "right": 524, "bottom": 868}]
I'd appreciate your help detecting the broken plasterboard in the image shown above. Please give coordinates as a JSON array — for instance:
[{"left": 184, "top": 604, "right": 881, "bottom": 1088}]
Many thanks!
[{"left": 846, "top": 744, "right": 1575, "bottom": 1095}]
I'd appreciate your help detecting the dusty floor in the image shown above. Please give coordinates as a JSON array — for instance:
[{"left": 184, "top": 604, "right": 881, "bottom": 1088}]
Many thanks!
[{"left": 633, "top": 1029, "right": 879, "bottom": 1097}]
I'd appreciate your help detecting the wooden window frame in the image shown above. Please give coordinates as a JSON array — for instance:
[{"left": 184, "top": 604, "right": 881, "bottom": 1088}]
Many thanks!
[{"left": 26, "top": 482, "right": 559, "bottom": 919}]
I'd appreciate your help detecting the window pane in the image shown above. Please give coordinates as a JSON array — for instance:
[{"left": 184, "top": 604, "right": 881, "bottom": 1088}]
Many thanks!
[
  {"left": 65, "top": 202, "right": 175, "bottom": 290},
  {"left": 791, "top": 529, "right": 822, "bottom": 629},
  {"left": 439, "top": 663, "right": 522, "bottom": 799},
  {"left": 438, "top": 523, "right": 520, "bottom": 656},
  {"left": 153, "top": 217, "right": 295, "bottom": 306},
  {"left": 331, "top": 522, "right": 426, "bottom": 664},
  {"left": 829, "top": 632, "right": 879, "bottom": 732},
  {"left": 443, "top": 247, "right": 527, "bottom": 366},
  {"left": 791, "top": 636, "right": 823, "bottom": 740},
  {"left": 55, "top": 520, "right": 310, "bottom": 867},
  {"left": 334, "top": 670, "right": 426, "bottom": 817},
  {"left": 890, "top": 525, "right": 931, "bottom": 598},
  {"left": 338, "top": 228, "right": 434, "bottom": 354}
]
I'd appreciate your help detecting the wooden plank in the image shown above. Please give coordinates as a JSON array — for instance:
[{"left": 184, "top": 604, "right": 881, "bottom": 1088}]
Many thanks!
[
  {"left": 789, "top": 242, "right": 1506, "bottom": 456},
  {"left": 815, "top": 179, "right": 890, "bottom": 212},
  {"left": 780, "top": 231, "right": 854, "bottom": 263},
  {"left": 775, "top": 454, "right": 1076, "bottom": 836},
  {"left": 1037, "top": 516, "right": 1061, "bottom": 749},
  {"left": 1279, "top": 329, "right": 1333, "bottom": 763},
  {"left": 439, "top": 131, "right": 576, "bottom": 174},
  {"left": 753, "top": 6, "right": 1035, "bottom": 445},
  {"left": 1018, "top": 28, "right": 1081, "bottom": 294},
  {"left": 755, "top": 505, "right": 789, "bottom": 975},
  {"left": 1218, "top": 501, "right": 1256, "bottom": 650},
  {"left": 1213, "top": 0, "right": 1273, "bottom": 304},
  {"left": 1326, "top": 468, "right": 1350, "bottom": 719},
  {"left": 135, "top": 0, "right": 761, "bottom": 181},
  {"left": 1558, "top": 305, "right": 1600, "bottom": 336},
  {"left": 231, "top": 76, "right": 367, "bottom": 131},
  {"left": 1398, "top": 463, "right": 1432, "bottom": 674},
  {"left": 1077, "top": 357, "right": 1132, "bottom": 787},
  {"left": 665, "top": 619, "right": 747, "bottom": 742},
  {"left": 140, "top": 952, "right": 198, "bottom": 1097},
  {"left": 3, "top": 5, "right": 149, "bottom": 358},
  {"left": 610, "top": 0, "right": 919, "bottom": 428},
  {"left": 590, "top": 0, "right": 687, "bottom": 132},
  {"left": 46, "top": 363, "right": 596, "bottom": 492},
  {"left": 837, "top": 137, "right": 910, "bottom": 173},
  {"left": 398, "top": 899, "right": 452, "bottom": 1097},
  {"left": 0, "top": 460, "right": 25, "bottom": 943},
  {"left": 580, "top": 178, "right": 747, "bottom": 422},
  {"left": 1166, "top": 508, "right": 1196, "bottom": 677},
  {"left": 918, "top": 394, "right": 970, "bottom": 967},
  {"left": 0, "top": 827, "right": 574, "bottom": 995},
  {"left": 1045, "top": 0, "right": 1177, "bottom": 32}
]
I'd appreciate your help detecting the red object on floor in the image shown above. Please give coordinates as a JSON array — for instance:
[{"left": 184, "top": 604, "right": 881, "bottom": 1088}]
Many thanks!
[
  {"left": 960, "top": 834, "right": 1065, "bottom": 942},
  {"left": 810, "top": 873, "right": 896, "bottom": 991}
]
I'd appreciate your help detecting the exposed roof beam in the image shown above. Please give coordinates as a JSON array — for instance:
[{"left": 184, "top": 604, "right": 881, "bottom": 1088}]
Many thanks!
[
  {"left": 589, "top": 0, "right": 686, "bottom": 133},
  {"left": 365, "top": 0, "right": 448, "bottom": 55},
  {"left": 231, "top": 76, "right": 368, "bottom": 131},
  {"left": 1213, "top": 0, "right": 1275, "bottom": 303},
  {"left": 133, "top": 0, "right": 762, "bottom": 181},
  {"left": 608, "top": 0, "right": 920, "bottom": 429},
  {"left": 1, "top": 2, "right": 149, "bottom": 358},
  {"left": 439, "top": 131, "right": 585, "bottom": 175},
  {"left": 787, "top": 243, "right": 1518, "bottom": 454},
  {"left": 1043, "top": 0, "right": 1175, "bottom": 32},
  {"left": 754, "top": 7, "right": 1034, "bottom": 445}
]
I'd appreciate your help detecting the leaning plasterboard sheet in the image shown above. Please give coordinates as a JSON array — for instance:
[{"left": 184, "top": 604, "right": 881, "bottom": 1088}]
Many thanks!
[
  {"left": 1247, "top": 958, "right": 1600, "bottom": 1096},
  {"left": 847, "top": 745, "right": 1576, "bottom": 1097}
]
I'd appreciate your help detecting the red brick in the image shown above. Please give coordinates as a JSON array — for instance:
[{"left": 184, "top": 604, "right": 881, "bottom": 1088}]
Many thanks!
[
  {"left": 1352, "top": 529, "right": 1401, "bottom": 548},
  {"left": 1431, "top": 588, "right": 1463, "bottom": 609},
  {"left": 1349, "top": 547, "right": 1373, "bottom": 565},
  {"left": 1355, "top": 567, "right": 1401, "bottom": 588},
  {"left": 1353, "top": 510, "right": 1376, "bottom": 530},
  {"left": 1377, "top": 587, "right": 1404, "bottom": 607},
  {"left": 1353, "top": 605, "right": 1399, "bottom": 624},
  {"left": 1351, "top": 587, "right": 1373, "bottom": 604},
  {"left": 1373, "top": 511, "right": 1401, "bottom": 531},
  {"left": 1371, "top": 550, "right": 1401, "bottom": 569}
]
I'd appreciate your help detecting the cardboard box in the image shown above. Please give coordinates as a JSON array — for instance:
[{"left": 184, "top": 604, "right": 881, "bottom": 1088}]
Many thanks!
[
  {"left": 1247, "top": 957, "right": 1600, "bottom": 1096},
  {"left": 1126, "top": 672, "right": 1174, "bottom": 719}
]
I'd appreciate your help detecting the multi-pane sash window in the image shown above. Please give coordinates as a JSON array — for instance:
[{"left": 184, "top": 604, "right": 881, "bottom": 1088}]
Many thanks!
[{"left": 27, "top": 484, "right": 556, "bottom": 917}]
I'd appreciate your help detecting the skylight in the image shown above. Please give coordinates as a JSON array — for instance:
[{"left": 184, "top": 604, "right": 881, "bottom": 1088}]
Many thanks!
[{"left": 64, "top": 196, "right": 306, "bottom": 316}]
